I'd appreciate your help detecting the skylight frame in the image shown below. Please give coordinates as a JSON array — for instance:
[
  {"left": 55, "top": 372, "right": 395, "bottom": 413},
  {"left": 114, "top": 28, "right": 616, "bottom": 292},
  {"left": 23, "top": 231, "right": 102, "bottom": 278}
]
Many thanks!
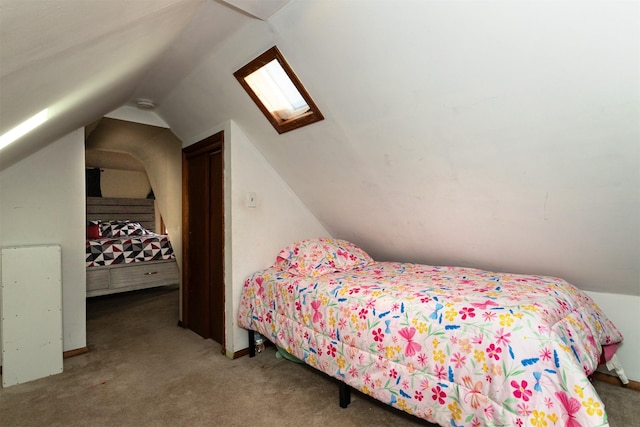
[{"left": 234, "top": 46, "right": 324, "bottom": 134}]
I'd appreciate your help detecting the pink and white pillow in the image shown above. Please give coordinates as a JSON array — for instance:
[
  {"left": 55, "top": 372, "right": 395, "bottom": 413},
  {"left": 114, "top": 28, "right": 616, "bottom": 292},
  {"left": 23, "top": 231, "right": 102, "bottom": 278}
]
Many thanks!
[{"left": 275, "top": 237, "right": 374, "bottom": 277}]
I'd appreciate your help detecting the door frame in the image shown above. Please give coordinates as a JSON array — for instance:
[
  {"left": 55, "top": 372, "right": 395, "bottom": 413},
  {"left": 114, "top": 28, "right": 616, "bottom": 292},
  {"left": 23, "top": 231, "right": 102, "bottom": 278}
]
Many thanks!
[{"left": 181, "top": 130, "right": 225, "bottom": 351}]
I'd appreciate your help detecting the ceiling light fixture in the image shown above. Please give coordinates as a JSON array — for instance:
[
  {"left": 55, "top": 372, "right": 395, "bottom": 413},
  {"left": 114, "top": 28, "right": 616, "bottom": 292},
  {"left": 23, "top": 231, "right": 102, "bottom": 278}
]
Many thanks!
[{"left": 136, "top": 99, "right": 156, "bottom": 110}]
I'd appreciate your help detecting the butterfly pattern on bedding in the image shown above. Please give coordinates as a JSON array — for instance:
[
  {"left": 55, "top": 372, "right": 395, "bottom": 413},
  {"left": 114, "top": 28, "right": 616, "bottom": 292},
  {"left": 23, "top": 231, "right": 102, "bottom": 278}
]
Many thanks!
[{"left": 238, "top": 260, "right": 623, "bottom": 427}]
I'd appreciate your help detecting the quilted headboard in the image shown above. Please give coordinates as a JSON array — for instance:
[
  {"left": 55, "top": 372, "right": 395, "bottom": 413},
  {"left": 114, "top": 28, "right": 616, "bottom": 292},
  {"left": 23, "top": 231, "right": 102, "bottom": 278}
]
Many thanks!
[{"left": 86, "top": 197, "right": 156, "bottom": 232}]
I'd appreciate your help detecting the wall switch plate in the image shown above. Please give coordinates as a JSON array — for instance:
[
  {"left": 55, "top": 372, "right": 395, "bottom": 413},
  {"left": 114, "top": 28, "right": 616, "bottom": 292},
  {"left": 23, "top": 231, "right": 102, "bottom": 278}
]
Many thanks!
[{"left": 247, "top": 192, "right": 257, "bottom": 208}]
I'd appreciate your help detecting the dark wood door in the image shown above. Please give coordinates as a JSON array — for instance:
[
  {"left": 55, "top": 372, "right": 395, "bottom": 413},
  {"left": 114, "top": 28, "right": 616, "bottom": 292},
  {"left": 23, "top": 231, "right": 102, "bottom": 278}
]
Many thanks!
[{"left": 182, "top": 131, "right": 224, "bottom": 345}]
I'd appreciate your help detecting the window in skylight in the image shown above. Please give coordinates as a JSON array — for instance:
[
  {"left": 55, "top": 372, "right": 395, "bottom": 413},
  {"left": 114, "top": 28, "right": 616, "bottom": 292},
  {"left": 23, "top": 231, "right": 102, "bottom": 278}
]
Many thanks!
[{"left": 234, "top": 46, "right": 324, "bottom": 134}]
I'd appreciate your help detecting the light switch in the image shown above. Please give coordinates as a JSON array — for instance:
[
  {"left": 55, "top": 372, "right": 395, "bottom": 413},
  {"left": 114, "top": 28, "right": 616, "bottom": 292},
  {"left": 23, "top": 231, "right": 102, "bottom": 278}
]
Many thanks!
[{"left": 247, "top": 192, "right": 257, "bottom": 208}]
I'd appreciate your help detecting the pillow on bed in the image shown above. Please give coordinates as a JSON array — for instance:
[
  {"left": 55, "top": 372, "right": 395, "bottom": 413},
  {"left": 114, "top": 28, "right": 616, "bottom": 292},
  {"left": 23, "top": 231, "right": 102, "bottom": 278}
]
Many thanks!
[
  {"left": 275, "top": 237, "right": 374, "bottom": 277},
  {"left": 125, "top": 222, "right": 153, "bottom": 236},
  {"left": 100, "top": 220, "right": 149, "bottom": 237},
  {"left": 86, "top": 224, "right": 102, "bottom": 239}
]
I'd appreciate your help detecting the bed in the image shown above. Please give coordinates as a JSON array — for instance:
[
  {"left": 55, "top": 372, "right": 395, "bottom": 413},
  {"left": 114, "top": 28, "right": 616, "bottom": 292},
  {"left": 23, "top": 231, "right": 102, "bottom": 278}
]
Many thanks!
[
  {"left": 238, "top": 238, "right": 625, "bottom": 427},
  {"left": 85, "top": 197, "right": 179, "bottom": 297}
]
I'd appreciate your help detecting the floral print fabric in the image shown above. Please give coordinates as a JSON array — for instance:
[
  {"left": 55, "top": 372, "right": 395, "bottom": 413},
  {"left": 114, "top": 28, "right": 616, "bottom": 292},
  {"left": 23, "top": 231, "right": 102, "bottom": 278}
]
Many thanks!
[
  {"left": 275, "top": 237, "right": 374, "bottom": 277},
  {"left": 238, "top": 261, "right": 623, "bottom": 427}
]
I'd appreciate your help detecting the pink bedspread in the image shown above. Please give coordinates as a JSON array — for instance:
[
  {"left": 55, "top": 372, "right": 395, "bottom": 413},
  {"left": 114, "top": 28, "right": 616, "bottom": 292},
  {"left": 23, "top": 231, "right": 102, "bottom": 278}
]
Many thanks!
[{"left": 238, "top": 262, "right": 623, "bottom": 427}]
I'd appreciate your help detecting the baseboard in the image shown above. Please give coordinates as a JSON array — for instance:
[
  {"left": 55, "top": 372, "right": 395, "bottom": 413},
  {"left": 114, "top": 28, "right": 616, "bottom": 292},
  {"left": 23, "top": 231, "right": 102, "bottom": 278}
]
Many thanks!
[
  {"left": 232, "top": 347, "right": 250, "bottom": 359},
  {"left": 593, "top": 371, "right": 640, "bottom": 392},
  {"left": 0, "top": 346, "right": 89, "bottom": 373},
  {"left": 16, "top": 346, "right": 637, "bottom": 391},
  {"left": 63, "top": 346, "right": 90, "bottom": 359}
]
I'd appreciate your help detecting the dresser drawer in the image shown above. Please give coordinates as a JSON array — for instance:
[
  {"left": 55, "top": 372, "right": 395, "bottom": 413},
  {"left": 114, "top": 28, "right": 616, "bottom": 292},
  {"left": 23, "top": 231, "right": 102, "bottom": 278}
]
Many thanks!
[
  {"left": 109, "top": 260, "right": 179, "bottom": 289},
  {"left": 86, "top": 268, "right": 109, "bottom": 291}
]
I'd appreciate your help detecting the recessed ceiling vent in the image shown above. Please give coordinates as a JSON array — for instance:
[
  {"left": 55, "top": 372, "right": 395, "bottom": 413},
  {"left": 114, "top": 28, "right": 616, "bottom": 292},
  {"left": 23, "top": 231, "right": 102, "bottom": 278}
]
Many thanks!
[{"left": 136, "top": 99, "right": 156, "bottom": 110}]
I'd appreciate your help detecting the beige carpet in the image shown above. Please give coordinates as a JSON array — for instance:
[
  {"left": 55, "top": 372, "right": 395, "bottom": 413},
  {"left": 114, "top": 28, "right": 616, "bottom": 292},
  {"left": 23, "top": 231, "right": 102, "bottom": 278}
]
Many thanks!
[{"left": 1, "top": 286, "right": 638, "bottom": 426}]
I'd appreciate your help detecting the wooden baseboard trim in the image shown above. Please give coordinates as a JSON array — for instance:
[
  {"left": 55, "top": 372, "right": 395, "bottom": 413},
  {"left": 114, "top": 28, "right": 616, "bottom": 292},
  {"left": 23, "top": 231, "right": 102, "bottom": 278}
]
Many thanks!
[
  {"left": 63, "top": 347, "right": 90, "bottom": 359},
  {"left": 232, "top": 347, "right": 250, "bottom": 359},
  {"left": 593, "top": 371, "right": 640, "bottom": 392}
]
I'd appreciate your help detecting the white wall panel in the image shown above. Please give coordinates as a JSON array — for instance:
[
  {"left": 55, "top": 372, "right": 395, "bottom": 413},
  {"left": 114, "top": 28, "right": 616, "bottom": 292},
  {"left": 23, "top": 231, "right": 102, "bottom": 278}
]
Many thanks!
[
  {"left": 0, "top": 130, "right": 86, "bottom": 356},
  {"left": 1, "top": 245, "right": 63, "bottom": 387}
]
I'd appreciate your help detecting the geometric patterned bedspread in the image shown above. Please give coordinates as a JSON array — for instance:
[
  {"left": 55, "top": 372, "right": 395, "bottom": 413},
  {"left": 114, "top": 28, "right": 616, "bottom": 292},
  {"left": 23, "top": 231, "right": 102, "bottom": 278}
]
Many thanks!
[
  {"left": 238, "top": 262, "right": 624, "bottom": 427},
  {"left": 86, "top": 233, "right": 175, "bottom": 267}
]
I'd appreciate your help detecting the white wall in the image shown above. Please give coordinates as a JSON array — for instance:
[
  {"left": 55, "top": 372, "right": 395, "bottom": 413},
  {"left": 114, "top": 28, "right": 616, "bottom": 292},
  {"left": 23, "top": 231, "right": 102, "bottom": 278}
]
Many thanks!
[
  {"left": 586, "top": 291, "right": 640, "bottom": 382},
  {"left": 157, "top": 1, "right": 639, "bottom": 362},
  {"left": 106, "top": 106, "right": 169, "bottom": 129},
  {"left": 183, "top": 120, "right": 329, "bottom": 357},
  {"left": 0, "top": 130, "right": 86, "bottom": 355},
  {"left": 227, "top": 120, "right": 329, "bottom": 354},
  {"left": 162, "top": 0, "right": 639, "bottom": 300},
  {"left": 99, "top": 169, "right": 151, "bottom": 199}
]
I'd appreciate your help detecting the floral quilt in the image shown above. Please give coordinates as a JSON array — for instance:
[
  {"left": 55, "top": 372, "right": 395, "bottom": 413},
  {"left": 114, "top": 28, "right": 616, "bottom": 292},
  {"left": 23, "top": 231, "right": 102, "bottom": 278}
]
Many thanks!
[{"left": 237, "top": 239, "right": 623, "bottom": 427}]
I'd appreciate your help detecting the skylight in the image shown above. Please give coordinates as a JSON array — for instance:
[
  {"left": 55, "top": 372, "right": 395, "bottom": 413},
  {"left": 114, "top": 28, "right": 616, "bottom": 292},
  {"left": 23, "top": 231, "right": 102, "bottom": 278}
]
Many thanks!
[
  {"left": 234, "top": 47, "right": 323, "bottom": 134},
  {"left": 244, "top": 60, "right": 308, "bottom": 120}
]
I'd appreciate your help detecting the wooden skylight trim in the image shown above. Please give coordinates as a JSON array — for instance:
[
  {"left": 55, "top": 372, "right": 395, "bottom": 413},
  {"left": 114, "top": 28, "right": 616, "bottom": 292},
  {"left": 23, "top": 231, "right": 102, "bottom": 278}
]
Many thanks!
[{"left": 234, "top": 46, "right": 324, "bottom": 134}]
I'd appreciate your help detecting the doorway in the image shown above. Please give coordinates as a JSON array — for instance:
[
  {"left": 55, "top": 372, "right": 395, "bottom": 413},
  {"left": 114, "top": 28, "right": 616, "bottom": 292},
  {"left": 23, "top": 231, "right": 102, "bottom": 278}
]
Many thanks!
[{"left": 181, "top": 131, "right": 225, "bottom": 347}]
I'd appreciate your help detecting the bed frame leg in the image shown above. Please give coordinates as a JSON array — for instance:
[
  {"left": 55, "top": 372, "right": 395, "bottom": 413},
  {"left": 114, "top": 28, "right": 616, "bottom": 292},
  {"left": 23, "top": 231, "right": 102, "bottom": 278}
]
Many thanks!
[
  {"left": 248, "top": 330, "right": 256, "bottom": 358},
  {"left": 339, "top": 382, "right": 351, "bottom": 408}
]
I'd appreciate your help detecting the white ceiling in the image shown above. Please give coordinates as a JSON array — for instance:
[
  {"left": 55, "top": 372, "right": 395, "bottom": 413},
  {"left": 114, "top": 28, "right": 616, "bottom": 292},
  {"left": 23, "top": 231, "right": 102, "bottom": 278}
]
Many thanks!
[
  {"left": 0, "top": 0, "right": 288, "bottom": 168},
  {"left": 1, "top": 0, "right": 638, "bottom": 296}
]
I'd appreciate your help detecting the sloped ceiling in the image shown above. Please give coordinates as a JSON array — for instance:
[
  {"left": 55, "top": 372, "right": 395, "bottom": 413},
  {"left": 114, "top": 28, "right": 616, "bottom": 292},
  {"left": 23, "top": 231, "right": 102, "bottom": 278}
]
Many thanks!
[
  {"left": 0, "top": 0, "right": 288, "bottom": 169},
  {"left": 1, "top": 1, "right": 638, "bottom": 296}
]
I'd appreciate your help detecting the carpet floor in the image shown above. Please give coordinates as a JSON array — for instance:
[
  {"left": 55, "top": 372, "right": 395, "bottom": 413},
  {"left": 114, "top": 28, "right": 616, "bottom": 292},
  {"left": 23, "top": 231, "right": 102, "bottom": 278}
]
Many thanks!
[{"left": 1, "top": 286, "right": 638, "bottom": 426}]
